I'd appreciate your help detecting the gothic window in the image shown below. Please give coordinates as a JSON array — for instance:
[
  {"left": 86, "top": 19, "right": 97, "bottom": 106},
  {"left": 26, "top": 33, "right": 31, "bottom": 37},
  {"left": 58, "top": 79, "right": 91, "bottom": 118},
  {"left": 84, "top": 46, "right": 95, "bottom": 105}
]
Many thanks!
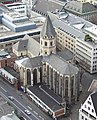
[
  {"left": 27, "top": 69, "right": 31, "bottom": 85},
  {"left": 33, "top": 69, "right": 37, "bottom": 85},
  {"left": 65, "top": 79, "right": 68, "bottom": 98},
  {"left": 71, "top": 76, "right": 74, "bottom": 97},
  {"left": 41, "top": 40, "right": 42, "bottom": 45}
]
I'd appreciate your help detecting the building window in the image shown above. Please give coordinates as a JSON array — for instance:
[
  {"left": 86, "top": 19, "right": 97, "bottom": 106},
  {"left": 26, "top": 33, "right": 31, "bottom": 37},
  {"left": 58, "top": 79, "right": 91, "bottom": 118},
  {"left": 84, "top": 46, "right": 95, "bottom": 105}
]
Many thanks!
[
  {"left": 87, "top": 101, "right": 91, "bottom": 105},
  {"left": 0, "top": 45, "right": 3, "bottom": 48},
  {"left": 88, "top": 107, "right": 90, "bottom": 110},
  {"left": 85, "top": 105, "right": 86, "bottom": 108},
  {"left": 45, "top": 42, "right": 47, "bottom": 46},
  {"left": 92, "top": 109, "right": 94, "bottom": 113},
  {"left": 41, "top": 40, "right": 42, "bottom": 45},
  {"left": 82, "top": 116, "right": 84, "bottom": 119},
  {"left": 50, "top": 42, "right": 53, "bottom": 46},
  {"left": 21, "top": 53, "right": 23, "bottom": 56},
  {"left": 50, "top": 51, "right": 52, "bottom": 54},
  {"left": 45, "top": 51, "right": 47, "bottom": 54}
]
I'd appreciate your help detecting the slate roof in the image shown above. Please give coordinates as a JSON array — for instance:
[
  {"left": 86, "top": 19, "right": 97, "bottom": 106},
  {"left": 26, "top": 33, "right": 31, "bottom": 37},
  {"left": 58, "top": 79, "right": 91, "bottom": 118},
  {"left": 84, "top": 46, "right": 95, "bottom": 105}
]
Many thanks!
[
  {"left": 21, "top": 56, "right": 43, "bottom": 69},
  {"left": 26, "top": 35, "right": 40, "bottom": 56},
  {"left": 91, "top": 91, "right": 97, "bottom": 116},
  {"left": 64, "top": 1, "right": 97, "bottom": 15},
  {"left": 57, "top": 49, "right": 74, "bottom": 61},
  {"left": 28, "top": 85, "right": 64, "bottom": 111},
  {"left": 13, "top": 39, "right": 28, "bottom": 51},
  {"left": 43, "top": 54, "right": 78, "bottom": 75},
  {"left": 40, "top": 85, "right": 64, "bottom": 104},
  {"left": 32, "top": 0, "right": 63, "bottom": 15},
  {"left": 32, "top": 0, "right": 38, "bottom": 7},
  {"left": 13, "top": 35, "right": 40, "bottom": 57},
  {"left": 40, "top": 15, "right": 56, "bottom": 39}
]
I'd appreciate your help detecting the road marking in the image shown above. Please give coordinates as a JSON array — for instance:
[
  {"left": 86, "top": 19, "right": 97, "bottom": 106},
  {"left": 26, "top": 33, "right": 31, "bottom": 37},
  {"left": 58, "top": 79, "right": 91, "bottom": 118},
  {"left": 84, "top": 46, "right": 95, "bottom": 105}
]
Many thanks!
[
  {"left": 0, "top": 81, "right": 43, "bottom": 120},
  {"left": 0, "top": 92, "right": 32, "bottom": 120},
  {"left": 27, "top": 106, "right": 32, "bottom": 110},
  {"left": 0, "top": 87, "right": 7, "bottom": 92},
  {"left": 33, "top": 111, "right": 38, "bottom": 115},
  {"left": 39, "top": 116, "right": 44, "bottom": 120},
  {"left": 15, "top": 98, "right": 40, "bottom": 120}
]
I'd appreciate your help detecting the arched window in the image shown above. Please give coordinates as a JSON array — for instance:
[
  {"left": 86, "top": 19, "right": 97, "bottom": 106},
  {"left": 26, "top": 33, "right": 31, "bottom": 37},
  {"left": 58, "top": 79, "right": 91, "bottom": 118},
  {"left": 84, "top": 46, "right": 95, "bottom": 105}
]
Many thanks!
[
  {"left": 27, "top": 69, "right": 31, "bottom": 85},
  {"left": 41, "top": 40, "right": 42, "bottom": 45},
  {"left": 33, "top": 69, "right": 37, "bottom": 85}
]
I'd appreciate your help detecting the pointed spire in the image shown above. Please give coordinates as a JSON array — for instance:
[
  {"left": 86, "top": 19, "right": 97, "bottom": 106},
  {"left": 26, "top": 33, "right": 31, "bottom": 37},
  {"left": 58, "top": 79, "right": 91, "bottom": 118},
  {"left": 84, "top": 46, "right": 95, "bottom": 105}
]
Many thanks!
[{"left": 41, "top": 15, "right": 56, "bottom": 39}]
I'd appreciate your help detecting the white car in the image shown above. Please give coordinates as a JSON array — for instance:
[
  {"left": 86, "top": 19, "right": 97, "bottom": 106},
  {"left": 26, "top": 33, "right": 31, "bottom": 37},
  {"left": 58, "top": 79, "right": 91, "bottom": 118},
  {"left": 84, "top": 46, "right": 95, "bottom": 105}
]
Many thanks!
[
  {"left": 24, "top": 109, "right": 31, "bottom": 115},
  {"left": 8, "top": 96, "right": 14, "bottom": 101}
]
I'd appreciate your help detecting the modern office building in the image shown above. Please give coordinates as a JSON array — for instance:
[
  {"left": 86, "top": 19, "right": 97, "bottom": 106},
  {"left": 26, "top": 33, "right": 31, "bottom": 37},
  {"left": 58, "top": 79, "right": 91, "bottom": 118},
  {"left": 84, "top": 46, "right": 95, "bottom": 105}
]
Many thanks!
[
  {"left": 0, "top": 4, "right": 41, "bottom": 52},
  {"left": 47, "top": 11, "right": 97, "bottom": 73},
  {"left": 6, "top": 2, "right": 27, "bottom": 16}
]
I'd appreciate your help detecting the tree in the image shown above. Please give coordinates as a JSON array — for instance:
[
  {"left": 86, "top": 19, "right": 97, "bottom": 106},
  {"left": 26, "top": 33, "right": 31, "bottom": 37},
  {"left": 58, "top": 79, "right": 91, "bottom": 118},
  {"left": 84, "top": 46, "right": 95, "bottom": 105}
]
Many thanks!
[{"left": 84, "top": 34, "right": 92, "bottom": 41}]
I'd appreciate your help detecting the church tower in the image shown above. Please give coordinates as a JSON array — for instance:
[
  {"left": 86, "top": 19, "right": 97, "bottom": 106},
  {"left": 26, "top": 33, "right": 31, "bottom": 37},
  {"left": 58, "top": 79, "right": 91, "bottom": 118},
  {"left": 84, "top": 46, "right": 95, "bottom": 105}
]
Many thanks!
[{"left": 40, "top": 15, "right": 56, "bottom": 56}]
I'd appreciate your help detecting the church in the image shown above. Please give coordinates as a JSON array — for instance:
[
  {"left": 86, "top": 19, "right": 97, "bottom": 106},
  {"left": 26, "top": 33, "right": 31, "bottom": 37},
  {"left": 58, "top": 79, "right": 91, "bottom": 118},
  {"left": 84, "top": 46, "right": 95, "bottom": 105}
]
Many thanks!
[{"left": 13, "top": 15, "right": 80, "bottom": 118}]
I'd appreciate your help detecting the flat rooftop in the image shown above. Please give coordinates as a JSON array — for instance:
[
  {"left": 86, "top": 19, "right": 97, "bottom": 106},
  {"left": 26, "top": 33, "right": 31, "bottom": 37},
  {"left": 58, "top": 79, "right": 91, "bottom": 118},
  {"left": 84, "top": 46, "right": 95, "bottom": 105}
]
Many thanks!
[
  {"left": 0, "top": 11, "right": 44, "bottom": 42},
  {"left": 0, "top": 26, "right": 41, "bottom": 42},
  {"left": 52, "top": 11, "right": 97, "bottom": 46},
  {"left": 28, "top": 85, "right": 65, "bottom": 111}
]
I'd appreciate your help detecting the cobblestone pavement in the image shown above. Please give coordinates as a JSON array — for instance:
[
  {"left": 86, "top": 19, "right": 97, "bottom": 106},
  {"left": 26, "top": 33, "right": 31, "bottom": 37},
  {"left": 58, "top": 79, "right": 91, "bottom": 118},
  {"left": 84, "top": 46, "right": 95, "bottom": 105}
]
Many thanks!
[{"left": 61, "top": 71, "right": 97, "bottom": 120}]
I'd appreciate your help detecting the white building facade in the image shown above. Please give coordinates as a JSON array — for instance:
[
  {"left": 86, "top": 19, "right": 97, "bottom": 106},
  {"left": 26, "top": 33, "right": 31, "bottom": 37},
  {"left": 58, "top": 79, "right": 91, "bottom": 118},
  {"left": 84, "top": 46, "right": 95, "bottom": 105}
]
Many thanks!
[
  {"left": 79, "top": 91, "right": 97, "bottom": 120},
  {"left": 51, "top": 12, "right": 97, "bottom": 73},
  {"left": 6, "top": 2, "right": 27, "bottom": 16}
]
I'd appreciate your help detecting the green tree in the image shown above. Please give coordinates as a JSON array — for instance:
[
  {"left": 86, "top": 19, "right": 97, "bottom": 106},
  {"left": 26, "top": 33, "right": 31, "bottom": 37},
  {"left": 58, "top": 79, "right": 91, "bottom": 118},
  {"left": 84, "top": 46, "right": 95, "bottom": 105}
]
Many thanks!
[{"left": 84, "top": 34, "right": 92, "bottom": 41}]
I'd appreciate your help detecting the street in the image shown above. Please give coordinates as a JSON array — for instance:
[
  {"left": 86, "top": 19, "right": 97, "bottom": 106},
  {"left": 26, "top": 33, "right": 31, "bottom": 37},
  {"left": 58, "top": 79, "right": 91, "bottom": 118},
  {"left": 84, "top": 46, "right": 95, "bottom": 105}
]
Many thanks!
[
  {"left": 0, "top": 77, "right": 52, "bottom": 120},
  {"left": 0, "top": 70, "right": 96, "bottom": 120}
]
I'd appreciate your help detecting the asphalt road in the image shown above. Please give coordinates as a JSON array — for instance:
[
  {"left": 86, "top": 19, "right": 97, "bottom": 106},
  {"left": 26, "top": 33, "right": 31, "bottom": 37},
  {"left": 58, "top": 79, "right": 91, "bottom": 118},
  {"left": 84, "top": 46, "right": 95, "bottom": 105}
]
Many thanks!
[
  {"left": 0, "top": 77, "right": 52, "bottom": 120},
  {"left": 1, "top": 70, "right": 95, "bottom": 120}
]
